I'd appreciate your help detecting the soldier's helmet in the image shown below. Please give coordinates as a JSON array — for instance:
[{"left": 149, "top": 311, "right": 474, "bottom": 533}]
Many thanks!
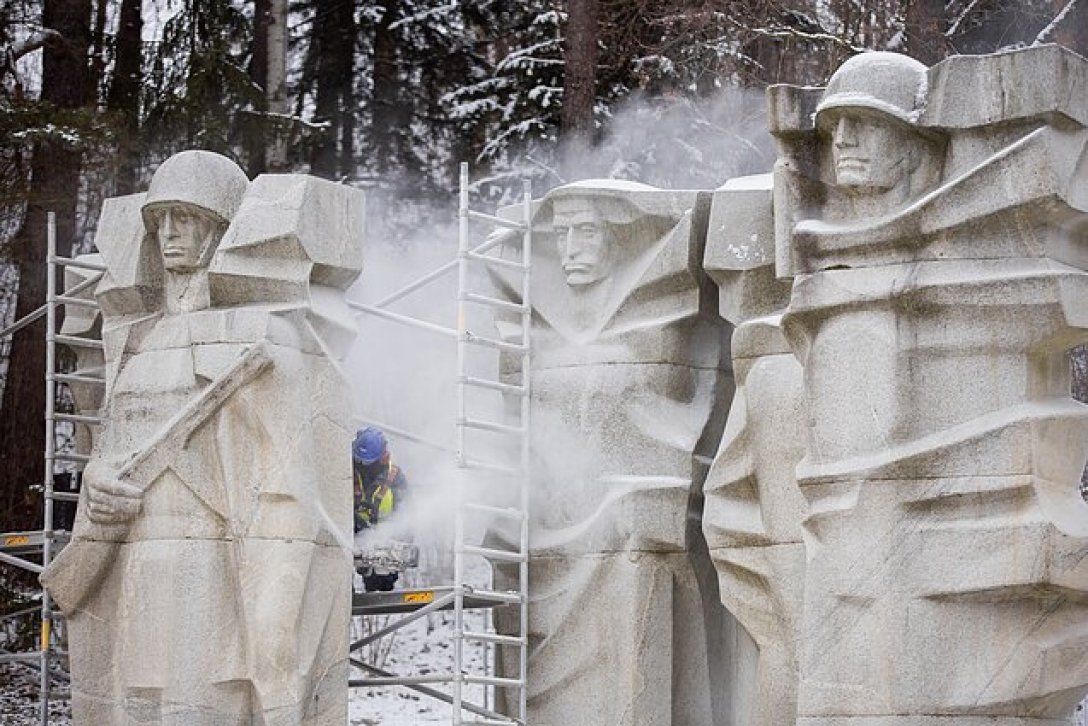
[
  {"left": 815, "top": 52, "right": 929, "bottom": 131},
  {"left": 141, "top": 150, "right": 249, "bottom": 228}
]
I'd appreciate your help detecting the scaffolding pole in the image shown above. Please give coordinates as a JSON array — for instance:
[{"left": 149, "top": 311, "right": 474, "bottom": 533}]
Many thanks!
[
  {"left": 39, "top": 211, "right": 56, "bottom": 725},
  {"left": 0, "top": 213, "right": 106, "bottom": 725},
  {"left": 351, "top": 163, "right": 532, "bottom": 726},
  {"left": 454, "top": 160, "right": 474, "bottom": 723}
]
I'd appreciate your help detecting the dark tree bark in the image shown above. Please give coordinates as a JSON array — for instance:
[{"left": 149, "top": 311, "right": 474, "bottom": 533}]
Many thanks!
[
  {"left": 88, "top": 0, "right": 107, "bottom": 95},
  {"left": 905, "top": 0, "right": 947, "bottom": 65},
  {"left": 310, "top": 0, "right": 354, "bottom": 178},
  {"left": 248, "top": 0, "right": 271, "bottom": 175},
  {"left": 0, "top": 0, "right": 90, "bottom": 531},
  {"left": 560, "top": 0, "right": 599, "bottom": 177},
  {"left": 107, "top": 0, "right": 143, "bottom": 194},
  {"left": 371, "top": 0, "right": 403, "bottom": 177},
  {"left": 337, "top": 0, "right": 356, "bottom": 179},
  {"left": 310, "top": 0, "right": 339, "bottom": 177}
]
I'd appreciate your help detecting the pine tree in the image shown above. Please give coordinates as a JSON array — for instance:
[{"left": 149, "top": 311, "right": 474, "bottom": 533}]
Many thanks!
[{"left": 0, "top": 0, "right": 92, "bottom": 530}]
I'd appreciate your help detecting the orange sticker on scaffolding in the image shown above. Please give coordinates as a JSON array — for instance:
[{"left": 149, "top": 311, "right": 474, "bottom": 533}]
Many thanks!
[
  {"left": 4, "top": 535, "right": 29, "bottom": 547},
  {"left": 403, "top": 591, "right": 435, "bottom": 605}
]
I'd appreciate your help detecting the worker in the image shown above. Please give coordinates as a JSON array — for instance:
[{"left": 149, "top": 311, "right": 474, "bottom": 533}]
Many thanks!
[{"left": 352, "top": 426, "right": 408, "bottom": 591}]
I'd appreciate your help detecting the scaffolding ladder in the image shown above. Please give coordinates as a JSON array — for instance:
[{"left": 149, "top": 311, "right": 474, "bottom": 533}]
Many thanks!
[
  {"left": 348, "top": 162, "right": 532, "bottom": 725},
  {"left": 0, "top": 211, "right": 106, "bottom": 725}
]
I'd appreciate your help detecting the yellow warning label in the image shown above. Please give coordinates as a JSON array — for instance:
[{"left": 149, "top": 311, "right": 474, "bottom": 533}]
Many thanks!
[
  {"left": 403, "top": 591, "right": 435, "bottom": 605},
  {"left": 4, "top": 535, "right": 30, "bottom": 547}
]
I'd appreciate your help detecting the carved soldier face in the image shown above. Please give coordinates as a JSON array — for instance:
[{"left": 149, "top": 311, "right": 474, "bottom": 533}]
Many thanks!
[
  {"left": 147, "top": 203, "right": 221, "bottom": 272},
  {"left": 830, "top": 111, "right": 924, "bottom": 195},
  {"left": 552, "top": 197, "right": 613, "bottom": 288}
]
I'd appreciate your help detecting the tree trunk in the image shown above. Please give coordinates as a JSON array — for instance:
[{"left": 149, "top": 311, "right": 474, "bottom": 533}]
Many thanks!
[
  {"left": 267, "top": 0, "right": 289, "bottom": 171},
  {"left": 0, "top": 0, "right": 90, "bottom": 531},
  {"left": 905, "top": 0, "right": 946, "bottom": 65},
  {"left": 337, "top": 0, "right": 356, "bottom": 179},
  {"left": 310, "top": 0, "right": 352, "bottom": 178},
  {"left": 371, "top": 0, "right": 401, "bottom": 178},
  {"left": 560, "top": 0, "right": 599, "bottom": 178},
  {"left": 248, "top": 0, "right": 270, "bottom": 175},
  {"left": 88, "top": 0, "right": 108, "bottom": 96},
  {"left": 107, "top": 0, "right": 143, "bottom": 194}
]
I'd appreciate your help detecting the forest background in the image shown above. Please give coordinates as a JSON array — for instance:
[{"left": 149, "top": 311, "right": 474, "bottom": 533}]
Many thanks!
[{"left": 0, "top": 0, "right": 1086, "bottom": 550}]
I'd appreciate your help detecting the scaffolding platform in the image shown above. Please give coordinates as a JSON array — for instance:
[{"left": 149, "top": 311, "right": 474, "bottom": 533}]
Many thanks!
[
  {"left": 0, "top": 531, "right": 69, "bottom": 557},
  {"left": 352, "top": 586, "right": 506, "bottom": 616}
]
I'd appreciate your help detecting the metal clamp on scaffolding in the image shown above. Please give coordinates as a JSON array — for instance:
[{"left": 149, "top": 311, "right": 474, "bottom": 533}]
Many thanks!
[{"left": 349, "top": 162, "right": 532, "bottom": 726}]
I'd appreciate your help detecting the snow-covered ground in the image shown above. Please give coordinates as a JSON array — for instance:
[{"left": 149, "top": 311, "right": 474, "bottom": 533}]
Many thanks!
[
  {"left": 349, "top": 605, "right": 492, "bottom": 725},
  {"left": 0, "top": 559, "right": 498, "bottom": 725},
  {"left": 349, "top": 558, "right": 496, "bottom": 725},
  {"left": 0, "top": 663, "right": 70, "bottom": 725}
]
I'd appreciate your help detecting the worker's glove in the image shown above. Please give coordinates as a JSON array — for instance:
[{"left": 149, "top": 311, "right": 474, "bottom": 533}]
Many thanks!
[{"left": 84, "top": 460, "right": 143, "bottom": 525}]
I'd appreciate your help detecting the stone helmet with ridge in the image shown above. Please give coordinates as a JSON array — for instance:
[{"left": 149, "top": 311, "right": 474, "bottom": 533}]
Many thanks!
[
  {"left": 140, "top": 150, "right": 249, "bottom": 230},
  {"left": 814, "top": 51, "right": 929, "bottom": 130},
  {"left": 814, "top": 52, "right": 939, "bottom": 197}
]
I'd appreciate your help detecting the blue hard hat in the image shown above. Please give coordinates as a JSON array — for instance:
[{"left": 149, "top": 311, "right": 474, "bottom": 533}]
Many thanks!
[{"left": 353, "top": 427, "right": 387, "bottom": 465}]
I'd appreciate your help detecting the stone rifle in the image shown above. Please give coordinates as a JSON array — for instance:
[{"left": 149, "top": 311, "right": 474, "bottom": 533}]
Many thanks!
[{"left": 41, "top": 341, "right": 274, "bottom": 612}]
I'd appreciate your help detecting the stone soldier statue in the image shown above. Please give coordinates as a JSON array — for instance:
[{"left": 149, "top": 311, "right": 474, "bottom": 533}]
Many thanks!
[
  {"left": 42, "top": 151, "right": 364, "bottom": 726},
  {"left": 770, "top": 48, "right": 1088, "bottom": 724},
  {"left": 488, "top": 181, "right": 739, "bottom": 726},
  {"left": 701, "top": 174, "right": 807, "bottom": 726}
]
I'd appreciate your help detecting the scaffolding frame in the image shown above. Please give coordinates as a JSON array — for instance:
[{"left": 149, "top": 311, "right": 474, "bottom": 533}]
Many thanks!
[
  {"left": 0, "top": 211, "right": 106, "bottom": 725},
  {"left": 348, "top": 162, "right": 532, "bottom": 725}
]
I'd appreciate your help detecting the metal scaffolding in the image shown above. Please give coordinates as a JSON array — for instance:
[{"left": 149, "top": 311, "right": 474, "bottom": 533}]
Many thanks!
[
  {"left": 348, "top": 162, "right": 532, "bottom": 725},
  {"left": 0, "top": 211, "right": 106, "bottom": 725}
]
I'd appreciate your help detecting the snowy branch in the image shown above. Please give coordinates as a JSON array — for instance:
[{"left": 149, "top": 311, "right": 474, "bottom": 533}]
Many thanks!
[
  {"left": 9, "top": 29, "right": 63, "bottom": 62},
  {"left": 388, "top": 2, "right": 458, "bottom": 31},
  {"left": 946, "top": 0, "right": 982, "bottom": 36},
  {"left": 1034, "top": 0, "right": 1079, "bottom": 44},
  {"left": 750, "top": 26, "right": 865, "bottom": 53}
]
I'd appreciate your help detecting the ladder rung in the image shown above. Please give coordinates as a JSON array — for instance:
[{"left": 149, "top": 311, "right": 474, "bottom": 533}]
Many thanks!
[
  {"left": 464, "top": 674, "right": 525, "bottom": 688},
  {"left": 462, "top": 544, "right": 527, "bottom": 563},
  {"left": 350, "top": 674, "right": 457, "bottom": 687},
  {"left": 458, "top": 417, "right": 525, "bottom": 436},
  {"left": 460, "top": 458, "right": 521, "bottom": 475},
  {"left": 53, "top": 452, "right": 89, "bottom": 464},
  {"left": 48, "top": 255, "right": 107, "bottom": 272},
  {"left": 466, "top": 252, "right": 527, "bottom": 272},
  {"left": 463, "top": 718, "right": 519, "bottom": 725},
  {"left": 462, "top": 631, "right": 526, "bottom": 646},
  {"left": 463, "top": 502, "right": 525, "bottom": 520},
  {"left": 0, "top": 552, "right": 43, "bottom": 574},
  {"left": 462, "top": 332, "right": 526, "bottom": 355},
  {"left": 48, "top": 492, "right": 79, "bottom": 502},
  {"left": 466, "top": 209, "right": 526, "bottom": 231},
  {"left": 55, "top": 412, "right": 103, "bottom": 425},
  {"left": 462, "top": 293, "right": 527, "bottom": 315},
  {"left": 464, "top": 588, "right": 523, "bottom": 605},
  {"left": 460, "top": 376, "right": 528, "bottom": 397},
  {"left": 52, "top": 335, "right": 103, "bottom": 350},
  {"left": 53, "top": 373, "right": 105, "bottom": 385},
  {"left": 54, "top": 295, "right": 98, "bottom": 309}
]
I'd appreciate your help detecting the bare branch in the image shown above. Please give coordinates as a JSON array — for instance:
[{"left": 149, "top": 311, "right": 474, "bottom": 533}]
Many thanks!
[{"left": 9, "top": 29, "right": 64, "bottom": 62}]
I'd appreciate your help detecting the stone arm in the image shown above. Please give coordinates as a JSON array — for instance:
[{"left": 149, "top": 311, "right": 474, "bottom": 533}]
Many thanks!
[
  {"left": 91, "top": 342, "right": 273, "bottom": 523},
  {"left": 42, "top": 342, "right": 274, "bottom": 613}
]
